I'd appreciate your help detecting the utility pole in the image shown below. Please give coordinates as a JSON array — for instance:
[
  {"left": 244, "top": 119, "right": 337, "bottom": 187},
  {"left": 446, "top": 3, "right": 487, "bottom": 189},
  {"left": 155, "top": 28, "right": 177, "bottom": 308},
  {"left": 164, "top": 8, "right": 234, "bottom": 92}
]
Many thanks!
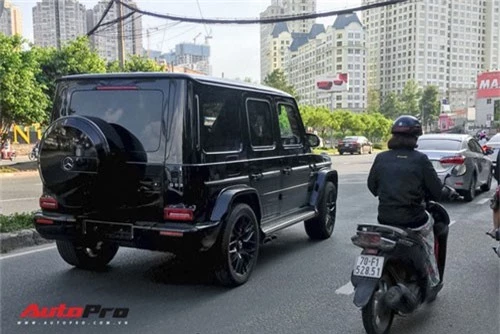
[{"left": 116, "top": 0, "right": 125, "bottom": 69}]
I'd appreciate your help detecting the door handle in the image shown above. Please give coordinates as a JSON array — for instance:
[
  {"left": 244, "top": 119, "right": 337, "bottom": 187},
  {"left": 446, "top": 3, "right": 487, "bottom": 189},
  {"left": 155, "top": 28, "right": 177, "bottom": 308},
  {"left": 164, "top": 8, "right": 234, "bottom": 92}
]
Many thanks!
[
  {"left": 282, "top": 167, "right": 292, "bottom": 175},
  {"left": 250, "top": 172, "right": 263, "bottom": 181}
]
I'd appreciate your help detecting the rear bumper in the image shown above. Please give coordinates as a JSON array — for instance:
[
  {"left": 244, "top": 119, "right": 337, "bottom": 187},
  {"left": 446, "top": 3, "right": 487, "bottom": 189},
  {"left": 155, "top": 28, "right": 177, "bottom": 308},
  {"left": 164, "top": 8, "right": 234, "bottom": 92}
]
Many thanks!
[
  {"left": 338, "top": 146, "right": 360, "bottom": 153},
  {"left": 33, "top": 211, "right": 222, "bottom": 253}
]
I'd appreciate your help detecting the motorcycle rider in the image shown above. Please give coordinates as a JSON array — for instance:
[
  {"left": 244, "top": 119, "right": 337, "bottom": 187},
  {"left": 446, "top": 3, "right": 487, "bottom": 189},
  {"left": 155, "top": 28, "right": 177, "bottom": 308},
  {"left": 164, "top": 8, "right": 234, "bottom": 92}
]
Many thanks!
[{"left": 367, "top": 115, "right": 443, "bottom": 306}]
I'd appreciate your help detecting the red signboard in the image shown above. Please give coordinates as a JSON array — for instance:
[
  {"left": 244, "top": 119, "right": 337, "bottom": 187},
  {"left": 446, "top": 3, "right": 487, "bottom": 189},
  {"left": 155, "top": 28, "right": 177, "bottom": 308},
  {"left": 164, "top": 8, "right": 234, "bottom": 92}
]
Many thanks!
[{"left": 477, "top": 71, "right": 500, "bottom": 98}]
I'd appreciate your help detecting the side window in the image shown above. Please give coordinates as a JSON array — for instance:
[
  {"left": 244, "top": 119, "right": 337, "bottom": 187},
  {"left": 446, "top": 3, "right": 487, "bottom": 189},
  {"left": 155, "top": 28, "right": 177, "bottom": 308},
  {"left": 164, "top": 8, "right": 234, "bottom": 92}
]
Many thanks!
[
  {"left": 199, "top": 86, "right": 242, "bottom": 153},
  {"left": 468, "top": 140, "right": 481, "bottom": 153},
  {"left": 278, "top": 103, "right": 302, "bottom": 146},
  {"left": 246, "top": 99, "right": 274, "bottom": 148}
]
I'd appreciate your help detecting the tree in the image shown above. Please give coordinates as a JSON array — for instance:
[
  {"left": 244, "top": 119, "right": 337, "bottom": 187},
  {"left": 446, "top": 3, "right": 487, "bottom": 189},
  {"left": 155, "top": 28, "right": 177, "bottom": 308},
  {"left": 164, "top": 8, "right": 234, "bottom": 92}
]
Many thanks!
[
  {"left": 331, "top": 110, "right": 364, "bottom": 137},
  {"left": 380, "top": 92, "right": 401, "bottom": 120},
  {"left": 400, "top": 80, "right": 421, "bottom": 116},
  {"left": 0, "top": 34, "right": 49, "bottom": 134},
  {"left": 419, "top": 85, "right": 440, "bottom": 130},
  {"left": 123, "top": 55, "right": 165, "bottom": 72},
  {"left": 367, "top": 88, "right": 381, "bottom": 114},
  {"left": 262, "top": 69, "right": 298, "bottom": 99},
  {"left": 32, "top": 36, "right": 107, "bottom": 119}
]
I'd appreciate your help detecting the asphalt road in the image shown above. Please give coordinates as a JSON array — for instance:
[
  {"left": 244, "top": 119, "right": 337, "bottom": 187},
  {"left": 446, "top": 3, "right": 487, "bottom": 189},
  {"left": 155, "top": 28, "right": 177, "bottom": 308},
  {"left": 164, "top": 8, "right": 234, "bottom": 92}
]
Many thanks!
[{"left": 1, "top": 153, "right": 499, "bottom": 334}]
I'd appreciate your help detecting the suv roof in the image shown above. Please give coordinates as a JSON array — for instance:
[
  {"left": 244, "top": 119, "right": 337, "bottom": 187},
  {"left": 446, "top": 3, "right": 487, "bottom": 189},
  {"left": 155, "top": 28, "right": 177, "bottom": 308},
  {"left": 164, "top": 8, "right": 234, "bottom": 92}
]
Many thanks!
[{"left": 58, "top": 72, "right": 293, "bottom": 98}]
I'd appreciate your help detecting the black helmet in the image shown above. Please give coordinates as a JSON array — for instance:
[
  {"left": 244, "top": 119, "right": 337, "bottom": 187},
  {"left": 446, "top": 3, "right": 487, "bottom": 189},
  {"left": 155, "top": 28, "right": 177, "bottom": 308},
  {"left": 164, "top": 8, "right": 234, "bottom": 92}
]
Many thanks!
[{"left": 391, "top": 115, "right": 422, "bottom": 137}]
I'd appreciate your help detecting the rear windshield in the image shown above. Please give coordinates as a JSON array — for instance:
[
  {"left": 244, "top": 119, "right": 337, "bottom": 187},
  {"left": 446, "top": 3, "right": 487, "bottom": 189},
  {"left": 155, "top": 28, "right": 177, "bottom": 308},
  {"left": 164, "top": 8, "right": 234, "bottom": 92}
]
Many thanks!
[
  {"left": 417, "top": 139, "right": 462, "bottom": 151},
  {"left": 68, "top": 90, "right": 164, "bottom": 151}
]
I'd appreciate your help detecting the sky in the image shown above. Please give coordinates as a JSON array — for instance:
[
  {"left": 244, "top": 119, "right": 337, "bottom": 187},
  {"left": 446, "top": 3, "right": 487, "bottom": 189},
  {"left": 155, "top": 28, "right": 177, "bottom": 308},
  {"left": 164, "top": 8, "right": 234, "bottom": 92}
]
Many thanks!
[{"left": 10, "top": 0, "right": 362, "bottom": 82}]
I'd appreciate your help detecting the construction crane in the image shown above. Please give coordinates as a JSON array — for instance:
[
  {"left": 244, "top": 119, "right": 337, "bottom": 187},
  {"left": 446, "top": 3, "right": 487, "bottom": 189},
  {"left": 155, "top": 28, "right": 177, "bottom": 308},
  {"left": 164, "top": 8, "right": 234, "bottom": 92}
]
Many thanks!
[{"left": 193, "top": 33, "right": 202, "bottom": 44}]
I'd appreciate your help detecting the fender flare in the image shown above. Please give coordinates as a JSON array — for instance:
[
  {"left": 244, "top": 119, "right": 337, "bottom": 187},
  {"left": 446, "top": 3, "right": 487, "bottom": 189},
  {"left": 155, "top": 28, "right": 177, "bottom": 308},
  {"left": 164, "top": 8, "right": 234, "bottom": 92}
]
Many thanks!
[
  {"left": 309, "top": 168, "right": 338, "bottom": 209},
  {"left": 351, "top": 275, "right": 380, "bottom": 308},
  {"left": 209, "top": 185, "right": 262, "bottom": 223}
]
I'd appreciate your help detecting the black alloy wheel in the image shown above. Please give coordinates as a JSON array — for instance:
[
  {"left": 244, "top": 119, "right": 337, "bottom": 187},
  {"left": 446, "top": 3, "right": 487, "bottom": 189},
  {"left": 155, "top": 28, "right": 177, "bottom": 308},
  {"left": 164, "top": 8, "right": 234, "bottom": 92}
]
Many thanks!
[{"left": 214, "top": 204, "right": 260, "bottom": 287}]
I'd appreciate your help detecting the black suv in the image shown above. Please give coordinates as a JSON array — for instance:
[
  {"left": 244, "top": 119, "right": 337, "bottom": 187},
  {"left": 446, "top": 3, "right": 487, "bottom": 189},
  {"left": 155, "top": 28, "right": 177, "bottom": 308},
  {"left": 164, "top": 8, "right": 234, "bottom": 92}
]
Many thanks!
[{"left": 34, "top": 73, "right": 338, "bottom": 287}]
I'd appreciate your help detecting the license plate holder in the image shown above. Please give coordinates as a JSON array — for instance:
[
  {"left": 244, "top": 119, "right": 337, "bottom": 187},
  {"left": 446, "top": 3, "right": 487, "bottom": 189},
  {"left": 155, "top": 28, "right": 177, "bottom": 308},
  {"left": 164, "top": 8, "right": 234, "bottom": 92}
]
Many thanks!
[{"left": 353, "top": 255, "right": 384, "bottom": 278}]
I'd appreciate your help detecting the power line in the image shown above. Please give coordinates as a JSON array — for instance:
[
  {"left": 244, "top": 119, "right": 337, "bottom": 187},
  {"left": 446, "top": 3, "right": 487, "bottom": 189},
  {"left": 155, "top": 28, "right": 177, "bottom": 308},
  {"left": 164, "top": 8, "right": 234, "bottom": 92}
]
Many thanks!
[
  {"left": 86, "top": 0, "right": 115, "bottom": 37},
  {"left": 114, "top": 0, "right": 410, "bottom": 25}
]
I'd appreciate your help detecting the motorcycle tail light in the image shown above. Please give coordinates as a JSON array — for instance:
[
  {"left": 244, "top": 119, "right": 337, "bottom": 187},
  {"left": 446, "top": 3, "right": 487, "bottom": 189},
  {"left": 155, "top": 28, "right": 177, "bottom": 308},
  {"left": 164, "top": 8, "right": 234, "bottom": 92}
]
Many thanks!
[{"left": 351, "top": 232, "right": 396, "bottom": 251}]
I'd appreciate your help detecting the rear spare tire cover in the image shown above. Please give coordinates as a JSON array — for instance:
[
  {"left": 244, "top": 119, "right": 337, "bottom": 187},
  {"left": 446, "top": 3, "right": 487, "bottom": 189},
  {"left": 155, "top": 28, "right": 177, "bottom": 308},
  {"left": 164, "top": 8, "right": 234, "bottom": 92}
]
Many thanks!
[{"left": 39, "top": 115, "right": 129, "bottom": 209}]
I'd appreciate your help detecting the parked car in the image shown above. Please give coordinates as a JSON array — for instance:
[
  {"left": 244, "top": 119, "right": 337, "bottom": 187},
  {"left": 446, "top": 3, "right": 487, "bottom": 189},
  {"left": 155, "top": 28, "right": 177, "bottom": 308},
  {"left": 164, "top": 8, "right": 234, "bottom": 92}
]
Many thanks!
[
  {"left": 337, "top": 136, "right": 373, "bottom": 155},
  {"left": 34, "top": 72, "right": 338, "bottom": 287},
  {"left": 416, "top": 133, "right": 493, "bottom": 202},
  {"left": 485, "top": 133, "right": 500, "bottom": 171}
]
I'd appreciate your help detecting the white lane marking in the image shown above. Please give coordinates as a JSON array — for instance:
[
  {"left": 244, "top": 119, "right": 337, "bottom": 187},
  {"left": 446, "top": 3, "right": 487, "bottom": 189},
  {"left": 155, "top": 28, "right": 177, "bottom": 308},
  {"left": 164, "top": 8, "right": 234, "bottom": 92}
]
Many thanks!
[
  {"left": 476, "top": 198, "right": 490, "bottom": 205},
  {"left": 0, "top": 245, "right": 55, "bottom": 261},
  {"left": 335, "top": 282, "right": 355, "bottom": 295},
  {"left": 0, "top": 197, "right": 38, "bottom": 203},
  {"left": 337, "top": 219, "right": 457, "bottom": 295}
]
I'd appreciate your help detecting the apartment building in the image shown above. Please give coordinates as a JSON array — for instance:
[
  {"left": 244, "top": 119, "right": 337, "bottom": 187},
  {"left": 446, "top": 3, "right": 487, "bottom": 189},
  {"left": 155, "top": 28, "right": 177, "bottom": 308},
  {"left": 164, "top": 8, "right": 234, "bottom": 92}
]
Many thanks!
[
  {"left": 33, "top": 0, "right": 87, "bottom": 49},
  {"left": 286, "top": 14, "right": 366, "bottom": 111},
  {"left": 362, "top": 0, "right": 500, "bottom": 108},
  {"left": 0, "top": 0, "right": 22, "bottom": 36},
  {"left": 259, "top": 0, "right": 316, "bottom": 81},
  {"left": 87, "top": 0, "right": 143, "bottom": 62}
]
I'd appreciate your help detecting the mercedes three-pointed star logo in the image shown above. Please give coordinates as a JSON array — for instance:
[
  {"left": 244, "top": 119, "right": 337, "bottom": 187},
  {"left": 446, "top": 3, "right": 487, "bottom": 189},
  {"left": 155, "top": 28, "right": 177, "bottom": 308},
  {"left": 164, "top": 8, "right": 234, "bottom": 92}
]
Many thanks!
[{"left": 62, "top": 157, "right": 74, "bottom": 171}]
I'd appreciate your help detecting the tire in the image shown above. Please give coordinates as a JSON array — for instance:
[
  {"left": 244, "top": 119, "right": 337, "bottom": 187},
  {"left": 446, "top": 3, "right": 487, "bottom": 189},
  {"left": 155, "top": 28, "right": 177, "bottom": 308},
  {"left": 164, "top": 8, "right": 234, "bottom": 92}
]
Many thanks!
[
  {"left": 361, "top": 273, "right": 395, "bottom": 334},
  {"left": 481, "top": 172, "right": 492, "bottom": 192},
  {"left": 56, "top": 240, "right": 119, "bottom": 271},
  {"left": 463, "top": 175, "right": 476, "bottom": 202},
  {"left": 28, "top": 152, "right": 36, "bottom": 161},
  {"left": 339, "top": 151, "right": 344, "bottom": 155},
  {"left": 213, "top": 204, "right": 260, "bottom": 287},
  {"left": 369, "top": 147, "right": 373, "bottom": 154},
  {"left": 305, "top": 182, "right": 337, "bottom": 240}
]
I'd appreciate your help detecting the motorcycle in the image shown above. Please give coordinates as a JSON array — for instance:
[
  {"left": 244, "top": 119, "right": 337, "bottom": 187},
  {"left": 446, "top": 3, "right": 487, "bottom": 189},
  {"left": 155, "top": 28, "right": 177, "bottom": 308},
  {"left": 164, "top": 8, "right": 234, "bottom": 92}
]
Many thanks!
[
  {"left": 28, "top": 142, "right": 40, "bottom": 161},
  {"left": 350, "top": 177, "right": 460, "bottom": 334}
]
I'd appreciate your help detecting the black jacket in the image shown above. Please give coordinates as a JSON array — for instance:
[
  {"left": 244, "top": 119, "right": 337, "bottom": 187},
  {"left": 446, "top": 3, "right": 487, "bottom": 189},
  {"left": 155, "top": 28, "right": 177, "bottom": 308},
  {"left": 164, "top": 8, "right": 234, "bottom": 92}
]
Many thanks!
[{"left": 368, "top": 149, "right": 443, "bottom": 228}]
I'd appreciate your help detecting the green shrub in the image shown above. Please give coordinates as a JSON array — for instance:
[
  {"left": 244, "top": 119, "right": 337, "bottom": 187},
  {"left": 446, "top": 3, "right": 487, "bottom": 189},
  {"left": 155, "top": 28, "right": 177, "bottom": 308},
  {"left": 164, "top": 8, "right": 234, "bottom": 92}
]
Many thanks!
[
  {"left": 0, "top": 212, "right": 35, "bottom": 233},
  {"left": 373, "top": 143, "right": 383, "bottom": 150}
]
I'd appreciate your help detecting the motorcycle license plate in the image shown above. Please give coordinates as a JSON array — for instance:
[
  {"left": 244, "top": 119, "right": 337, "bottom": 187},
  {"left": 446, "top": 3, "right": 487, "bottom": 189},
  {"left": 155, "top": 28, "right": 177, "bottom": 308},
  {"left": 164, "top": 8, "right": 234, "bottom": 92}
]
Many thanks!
[{"left": 353, "top": 255, "right": 384, "bottom": 278}]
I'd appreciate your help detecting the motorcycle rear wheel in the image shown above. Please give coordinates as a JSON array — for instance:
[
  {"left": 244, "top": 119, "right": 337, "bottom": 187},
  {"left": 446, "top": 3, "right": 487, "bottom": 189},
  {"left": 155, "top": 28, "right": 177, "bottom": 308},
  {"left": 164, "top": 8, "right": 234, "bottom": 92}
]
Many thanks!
[{"left": 361, "top": 273, "right": 395, "bottom": 334}]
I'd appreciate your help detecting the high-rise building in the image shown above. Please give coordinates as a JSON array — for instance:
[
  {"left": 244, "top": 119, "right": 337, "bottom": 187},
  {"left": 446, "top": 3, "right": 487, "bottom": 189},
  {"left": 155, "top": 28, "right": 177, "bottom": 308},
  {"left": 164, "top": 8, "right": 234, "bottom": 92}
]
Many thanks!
[
  {"left": 282, "top": 0, "right": 316, "bottom": 33},
  {"left": 362, "top": 0, "right": 500, "bottom": 106},
  {"left": 259, "top": 0, "right": 316, "bottom": 81},
  {"left": 86, "top": 0, "right": 143, "bottom": 62},
  {"left": 162, "top": 42, "right": 211, "bottom": 75},
  {"left": 32, "top": 0, "right": 87, "bottom": 49},
  {"left": 0, "top": 0, "right": 22, "bottom": 36},
  {"left": 286, "top": 14, "right": 367, "bottom": 111},
  {"left": 259, "top": 1, "right": 285, "bottom": 81},
  {"left": 485, "top": 0, "right": 500, "bottom": 72}
]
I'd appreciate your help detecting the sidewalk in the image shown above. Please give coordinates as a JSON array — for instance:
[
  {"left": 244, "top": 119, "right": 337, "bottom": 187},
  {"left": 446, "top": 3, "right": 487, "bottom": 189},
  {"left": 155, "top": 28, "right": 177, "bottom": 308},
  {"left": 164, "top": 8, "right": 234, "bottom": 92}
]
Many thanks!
[{"left": 0, "top": 155, "right": 38, "bottom": 176}]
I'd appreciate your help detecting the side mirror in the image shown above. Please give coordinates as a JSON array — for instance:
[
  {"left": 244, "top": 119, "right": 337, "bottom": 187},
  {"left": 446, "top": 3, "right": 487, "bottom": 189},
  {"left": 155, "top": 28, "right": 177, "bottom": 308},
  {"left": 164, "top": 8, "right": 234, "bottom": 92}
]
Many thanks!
[{"left": 305, "top": 133, "right": 320, "bottom": 148}]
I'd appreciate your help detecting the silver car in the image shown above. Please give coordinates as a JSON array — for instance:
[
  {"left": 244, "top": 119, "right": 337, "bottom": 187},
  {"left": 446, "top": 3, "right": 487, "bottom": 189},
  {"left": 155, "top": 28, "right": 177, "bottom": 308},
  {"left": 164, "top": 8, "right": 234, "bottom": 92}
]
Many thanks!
[
  {"left": 485, "top": 133, "right": 500, "bottom": 170},
  {"left": 416, "top": 134, "right": 493, "bottom": 202}
]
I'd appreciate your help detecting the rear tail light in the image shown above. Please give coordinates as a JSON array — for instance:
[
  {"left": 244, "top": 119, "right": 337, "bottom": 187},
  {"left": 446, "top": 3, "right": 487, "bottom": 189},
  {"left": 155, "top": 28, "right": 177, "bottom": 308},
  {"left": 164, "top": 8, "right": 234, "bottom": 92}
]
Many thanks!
[
  {"left": 96, "top": 86, "right": 137, "bottom": 90},
  {"left": 351, "top": 232, "right": 396, "bottom": 250},
  {"left": 440, "top": 155, "right": 465, "bottom": 165},
  {"left": 35, "top": 218, "right": 54, "bottom": 225},
  {"left": 163, "top": 206, "right": 194, "bottom": 221},
  {"left": 159, "top": 231, "right": 183, "bottom": 237},
  {"left": 39, "top": 196, "right": 58, "bottom": 210}
]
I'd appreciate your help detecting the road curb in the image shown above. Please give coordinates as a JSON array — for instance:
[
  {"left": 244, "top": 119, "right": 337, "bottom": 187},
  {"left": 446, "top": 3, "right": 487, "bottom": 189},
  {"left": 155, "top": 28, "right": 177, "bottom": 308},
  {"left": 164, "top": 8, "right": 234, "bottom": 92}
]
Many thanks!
[
  {"left": 0, "top": 170, "right": 39, "bottom": 178},
  {"left": 0, "top": 228, "right": 53, "bottom": 253}
]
